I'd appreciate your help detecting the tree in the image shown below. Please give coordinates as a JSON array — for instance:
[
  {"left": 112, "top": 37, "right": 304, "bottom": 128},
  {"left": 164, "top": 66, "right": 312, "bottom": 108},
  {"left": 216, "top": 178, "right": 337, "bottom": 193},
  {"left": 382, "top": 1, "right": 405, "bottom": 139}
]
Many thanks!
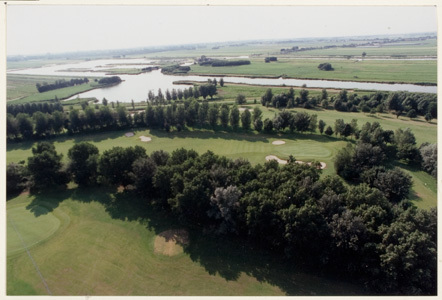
[
  {"left": 208, "top": 105, "right": 219, "bottom": 128},
  {"left": 229, "top": 105, "right": 240, "bottom": 130},
  {"left": 362, "top": 167, "right": 412, "bottom": 202},
  {"left": 419, "top": 143, "right": 437, "bottom": 177},
  {"left": 318, "top": 62, "right": 334, "bottom": 71},
  {"left": 131, "top": 157, "right": 157, "bottom": 196},
  {"left": 219, "top": 78, "right": 224, "bottom": 87},
  {"left": 27, "top": 142, "right": 69, "bottom": 190},
  {"left": 220, "top": 106, "right": 229, "bottom": 128},
  {"left": 33, "top": 111, "right": 49, "bottom": 137},
  {"left": 394, "top": 128, "right": 421, "bottom": 163},
  {"left": 236, "top": 94, "right": 247, "bottom": 105},
  {"left": 362, "top": 52, "right": 367, "bottom": 58},
  {"left": 241, "top": 109, "right": 252, "bottom": 130},
  {"left": 261, "top": 88, "right": 273, "bottom": 106},
  {"left": 318, "top": 120, "right": 326, "bottom": 134},
  {"left": 263, "top": 118, "right": 273, "bottom": 133},
  {"left": 324, "top": 126, "right": 334, "bottom": 136},
  {"left": 207, "top": 185, "right": 242, "bottom": 234},
  {"left": 16, "top": 113, "right": 34, "bottom": 139},
  {"left": 98, "top": 146, "right": 147, "bottom": 187},
  {"left": 67, "top": 142, "right": 99, "bottom": 186},
  {"left": 7, "top": 162, "right": 29, "bottom": 195}
]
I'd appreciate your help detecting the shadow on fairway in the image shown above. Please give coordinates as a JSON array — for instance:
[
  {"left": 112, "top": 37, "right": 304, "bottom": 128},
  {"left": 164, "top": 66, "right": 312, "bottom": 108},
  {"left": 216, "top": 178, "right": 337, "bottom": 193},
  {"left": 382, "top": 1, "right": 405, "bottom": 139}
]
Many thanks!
[{"left": 23, "top": 185, "right": 367, "bottom": 295}]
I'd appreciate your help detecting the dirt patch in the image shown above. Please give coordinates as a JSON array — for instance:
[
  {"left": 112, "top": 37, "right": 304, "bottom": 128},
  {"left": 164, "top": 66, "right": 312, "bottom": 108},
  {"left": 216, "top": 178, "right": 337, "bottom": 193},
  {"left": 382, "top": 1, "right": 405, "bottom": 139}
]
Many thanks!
[
  {"left": 265, "top": 155, "right": 326, "bottom": 169},
  {"left": 125, "top": 132, "right": 134, "bottom": 137},
  {"left": 139, "top": 136, "right": 152, "bottom": 142},
  {"left": 272, "top": 140, "right": 286, "bottom": 145},
  {"left": 154, "top": 229, "right": 189, "bottom": 256}
]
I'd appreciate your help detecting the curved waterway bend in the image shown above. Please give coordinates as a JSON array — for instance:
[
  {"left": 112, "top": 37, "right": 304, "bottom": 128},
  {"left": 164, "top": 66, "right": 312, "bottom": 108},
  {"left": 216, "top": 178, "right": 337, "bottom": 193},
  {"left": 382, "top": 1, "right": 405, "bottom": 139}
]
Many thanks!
[{"left": 8, "top": 59, "right": 436, "bottom": 103}]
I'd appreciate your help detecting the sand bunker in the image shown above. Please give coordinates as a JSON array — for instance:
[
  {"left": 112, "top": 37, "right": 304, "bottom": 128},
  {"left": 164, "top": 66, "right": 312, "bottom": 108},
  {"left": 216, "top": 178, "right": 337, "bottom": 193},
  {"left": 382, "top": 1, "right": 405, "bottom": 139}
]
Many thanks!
[
  {"left": 265, "top": 155, "right": 327, "bottom": 169},
  {"left": 124, "top": 132, "right": 134, "bottom": 137},
  {"left": 139, "top": 136, "right": 152, "bottom": 142},
  {"left": 272, "top": 140, "right": 286, "bottom": 145},
  {"left": 239, "top": 108, "right": 249, "bottom": 112},
  {"left": 265, "top": 155, "right": 288, "bottom": 165},
  {"left": 154, "top": 229, "right": 189, "bottom": 256}
]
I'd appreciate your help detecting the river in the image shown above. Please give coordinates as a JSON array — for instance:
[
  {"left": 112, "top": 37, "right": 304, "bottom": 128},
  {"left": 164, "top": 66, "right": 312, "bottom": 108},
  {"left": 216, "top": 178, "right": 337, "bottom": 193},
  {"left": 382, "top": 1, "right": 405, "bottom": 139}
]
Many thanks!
[{"left": 8, "top": 58, "right": 437, "bottom": 103}]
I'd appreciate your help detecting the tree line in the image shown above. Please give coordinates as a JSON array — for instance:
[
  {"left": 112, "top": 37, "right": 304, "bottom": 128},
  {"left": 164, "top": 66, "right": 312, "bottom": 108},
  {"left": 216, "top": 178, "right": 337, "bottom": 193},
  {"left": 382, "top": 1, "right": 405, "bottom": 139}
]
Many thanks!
[
  {"left": 36, "top": 78, "right": 89, "bottom": 93},
  {"left": 6, "top": 99, "right": 436, "bottom": 179},
  {"left": 7, "top": 141, "right": 436, "bottom": 295},
  {"left": 260, "top": 88, "right": 437, "bottom": 121}
]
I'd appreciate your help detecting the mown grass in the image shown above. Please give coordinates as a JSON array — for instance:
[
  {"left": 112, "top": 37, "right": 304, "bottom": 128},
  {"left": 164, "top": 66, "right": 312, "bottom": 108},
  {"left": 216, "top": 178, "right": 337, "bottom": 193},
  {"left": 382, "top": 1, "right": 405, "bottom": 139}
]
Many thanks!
[
  {"left": 7, "top": 118, "right": 437, "bottom": 208},
  {"left": 189, "top": 59, "right": 437, "bottom": 84},
  {"left": 7, "top": 190, "right": 367, "bottom": 295}
]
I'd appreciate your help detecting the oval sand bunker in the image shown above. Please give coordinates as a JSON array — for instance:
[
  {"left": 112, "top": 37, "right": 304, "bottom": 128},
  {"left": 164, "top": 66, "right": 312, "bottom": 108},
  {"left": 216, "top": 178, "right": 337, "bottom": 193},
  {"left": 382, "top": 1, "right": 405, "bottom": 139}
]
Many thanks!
[
  {"left": 124, "top": 132, "right": 134, "bottom": 137},
  {"left": 272, "top": 140, "right": 286, "bottom": 145},
  {"left": 154, "top": 229, "right": 189, "bottom": 256},
  {"left": 139, "top": 136, "right": 152, "bottom": 142}
]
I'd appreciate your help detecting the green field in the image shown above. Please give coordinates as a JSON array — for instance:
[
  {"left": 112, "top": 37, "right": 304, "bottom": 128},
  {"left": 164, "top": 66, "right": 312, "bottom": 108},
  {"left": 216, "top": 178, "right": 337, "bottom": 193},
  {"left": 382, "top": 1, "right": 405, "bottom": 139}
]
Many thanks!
[
  {"left": 189, "top": 59, "right": 437, "bottom": 84},
  {"left": 7, "top": 190, "right": 368, "bottom": 295},
  {"left": 7, "top": 113, "right": 437, "bottom": 209},
  {"left": 7, "top": 74, "right": 101, "bottom": 103}
]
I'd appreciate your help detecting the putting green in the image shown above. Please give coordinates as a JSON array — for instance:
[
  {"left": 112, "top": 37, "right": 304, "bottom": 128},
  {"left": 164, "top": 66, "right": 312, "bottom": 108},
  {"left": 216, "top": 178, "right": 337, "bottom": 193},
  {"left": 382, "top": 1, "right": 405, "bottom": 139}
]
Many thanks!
[{"left": 7, "top": 203, "right": 61, "bottom": 256}]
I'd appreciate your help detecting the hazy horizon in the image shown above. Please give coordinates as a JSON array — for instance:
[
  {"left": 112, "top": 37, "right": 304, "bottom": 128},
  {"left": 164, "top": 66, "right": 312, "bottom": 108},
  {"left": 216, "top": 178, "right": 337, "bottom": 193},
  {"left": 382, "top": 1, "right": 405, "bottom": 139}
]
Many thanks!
[{"left": 7, "top": 5, "right": 438, "bottom": 56}]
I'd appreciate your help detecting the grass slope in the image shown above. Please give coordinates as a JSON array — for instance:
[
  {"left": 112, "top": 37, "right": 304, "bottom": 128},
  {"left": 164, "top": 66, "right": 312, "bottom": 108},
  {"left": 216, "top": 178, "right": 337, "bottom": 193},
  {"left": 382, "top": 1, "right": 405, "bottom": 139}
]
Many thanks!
[{"left": 7, "top": 190, "right": 367, "bottom": 296}]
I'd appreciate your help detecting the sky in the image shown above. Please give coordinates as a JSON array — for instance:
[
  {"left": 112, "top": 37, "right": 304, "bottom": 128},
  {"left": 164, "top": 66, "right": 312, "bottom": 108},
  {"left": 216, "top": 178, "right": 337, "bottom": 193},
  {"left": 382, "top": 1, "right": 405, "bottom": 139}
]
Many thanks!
[{"left": 6, "top": 5, "right": 438, "bottom": 56}]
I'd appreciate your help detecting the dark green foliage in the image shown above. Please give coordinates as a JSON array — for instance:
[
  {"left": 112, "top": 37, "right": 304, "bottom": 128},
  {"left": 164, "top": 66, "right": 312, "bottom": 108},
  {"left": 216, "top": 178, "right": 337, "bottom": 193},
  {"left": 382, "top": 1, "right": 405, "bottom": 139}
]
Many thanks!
[
  {"left": 67, "top": 142, "right": 99, "bottom": 186},
  {"left": 98, "top": 76, "right": 122, "bottom": 85},
  {"left": 318, "top": 120, "right": 326, "bottom": 134},
  {"left": 229, "top": 106, "right": 240, "bottom": 130},
  {"left": 7, "top": 162, "right": 29, "bottom": 195},
  {"left": 27, "top": 142, "right": 69, "bottom": 190},
  {"left": 236, "top": 94, "right": 247, "bottom": 105},
  {"left": 394, "top": 128, "right": 421, "bottom": 163},
  {"left": 361, "top": 167, "right": 412, "bottom": 203},
  {"left": 241, "top": 109, "right": 252, "bottom": 130},
  {"left": 318, "top": 62, "right": 334, "bottom": 71},
  {"left": 98, "top": 146, "right": 147, "bottom": 187},
  {"left": 324, "top": 126, "right": 333, "bottom": 136}
]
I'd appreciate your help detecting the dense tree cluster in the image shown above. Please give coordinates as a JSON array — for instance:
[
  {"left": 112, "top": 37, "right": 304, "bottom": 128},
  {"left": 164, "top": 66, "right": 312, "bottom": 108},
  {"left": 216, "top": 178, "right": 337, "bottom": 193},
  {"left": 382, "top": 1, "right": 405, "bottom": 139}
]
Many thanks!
[
  {"left": 36, "top": 78, "right": 89, "bottom": 93},
  {"left": 98, "top": 76, "right": 122, "bottom": 85},
  {"left": 160, "top": 65, "right": 191, "bottom": 74},
  {"left": 197, "top": 56, "right": 251, "bottom": 67},
  {"left": 264, "top": 56, "right": 277, "bottom": 63},
  {"left": 318, "top": 63, "right": 334, "bottom": 71},
  {"left": 259, "top": 88, "right": 437, "bottom": 119},
  {"left": 9, "top": 142, "right": 436, "bottom": 295}
]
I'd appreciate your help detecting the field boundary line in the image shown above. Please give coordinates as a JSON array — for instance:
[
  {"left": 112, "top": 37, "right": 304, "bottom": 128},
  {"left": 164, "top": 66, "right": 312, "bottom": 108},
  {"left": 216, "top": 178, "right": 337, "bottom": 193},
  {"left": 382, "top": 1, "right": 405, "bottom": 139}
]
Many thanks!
[{"left": 8, "top": 214, "right": 52, "bottom": 295}]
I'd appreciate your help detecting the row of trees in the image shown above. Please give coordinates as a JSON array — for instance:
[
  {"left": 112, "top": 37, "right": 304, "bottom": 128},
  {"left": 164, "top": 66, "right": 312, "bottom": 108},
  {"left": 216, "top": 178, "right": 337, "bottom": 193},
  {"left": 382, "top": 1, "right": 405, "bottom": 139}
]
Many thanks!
[
  {"left": 36, "top": 78, "right": 89, "bottom": 93},
  {"left": 7, "top": 142, "right": 436, "bottom": 295},
  {"left": 260, "top": 88, "right": 437, "bottom": 120},
  {"left": 7, "top": 101, "right": 64, "bottom": 117}
]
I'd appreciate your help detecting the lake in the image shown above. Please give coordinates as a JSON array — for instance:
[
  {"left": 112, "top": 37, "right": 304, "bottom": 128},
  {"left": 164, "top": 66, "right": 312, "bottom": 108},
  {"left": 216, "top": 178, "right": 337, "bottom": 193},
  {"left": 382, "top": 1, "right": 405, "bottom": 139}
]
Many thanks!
[{"left": 8, "top": 58, "right": 437, "bottom": 103}]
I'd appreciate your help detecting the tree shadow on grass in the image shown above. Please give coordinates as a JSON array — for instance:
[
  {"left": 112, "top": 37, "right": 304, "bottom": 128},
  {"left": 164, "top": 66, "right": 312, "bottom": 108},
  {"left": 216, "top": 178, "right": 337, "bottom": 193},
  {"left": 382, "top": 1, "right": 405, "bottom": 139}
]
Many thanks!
[{"left": 182, "top": 230, "right": 368, "bottom": 296}]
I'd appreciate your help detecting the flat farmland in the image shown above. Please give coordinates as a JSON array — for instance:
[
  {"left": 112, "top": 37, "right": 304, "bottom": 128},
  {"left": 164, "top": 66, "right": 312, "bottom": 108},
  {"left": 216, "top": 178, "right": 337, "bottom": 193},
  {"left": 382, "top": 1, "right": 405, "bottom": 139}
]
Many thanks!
[{"left": 189, "top": 59, "right": 437, "bottom": 84}]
